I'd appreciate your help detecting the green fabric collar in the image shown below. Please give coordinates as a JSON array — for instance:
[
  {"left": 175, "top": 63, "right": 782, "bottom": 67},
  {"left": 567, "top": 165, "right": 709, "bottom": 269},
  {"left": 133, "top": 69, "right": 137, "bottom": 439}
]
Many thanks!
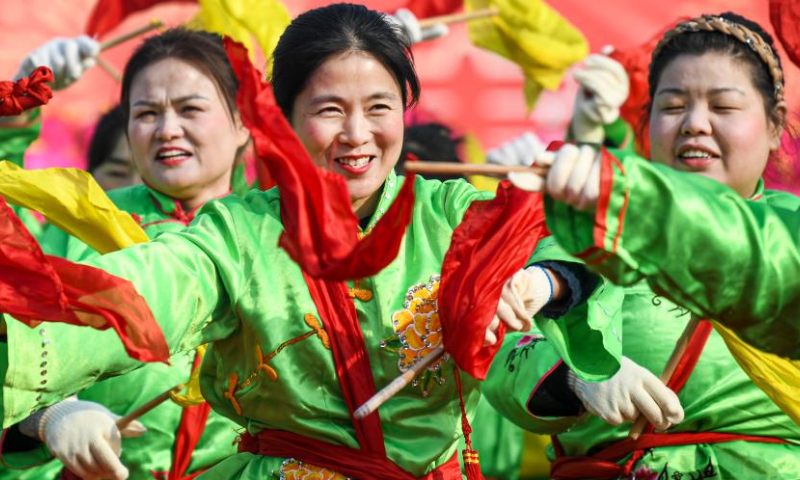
[
  {"left": 751, "top": 178, "right": 765, "bottom": 201},
  {"left": 362, "top": 169, "right": 400, "bottom": 233},
  {"left": 147, "top": 185, "right": 181, "bottom": 215}
]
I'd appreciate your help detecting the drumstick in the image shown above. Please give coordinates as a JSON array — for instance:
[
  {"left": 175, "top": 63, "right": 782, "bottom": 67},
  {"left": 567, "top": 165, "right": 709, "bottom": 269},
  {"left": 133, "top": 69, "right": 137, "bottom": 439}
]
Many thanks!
[
  {"left": 354, "top": 345, "right": 445, "bottom": 419},
  {"left": 403, "top": 161, "right": 547, "bottom": 177},
  {"left": 100, "top": 19, "right": 165, "bottom": 52},
  {"left": 116, "top": 383, "right": 183, "bottom": 429},
  {"left": 628, "top": 317, "right": 701, "bottom": 440},
  {"left": 418, "top": 8, "right": 499, "bottom": 28},
  {"left": 96, "top": 57, "right": 121, "bottom": 83}
]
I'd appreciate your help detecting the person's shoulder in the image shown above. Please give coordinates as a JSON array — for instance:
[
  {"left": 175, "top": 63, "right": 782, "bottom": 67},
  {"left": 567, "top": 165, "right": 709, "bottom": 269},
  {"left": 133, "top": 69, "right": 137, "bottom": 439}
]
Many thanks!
[
  {"left": 412, "top": 174, "right": 488, "bottom": 200},
  {"left": 105, "top": 183, "right": 151, "bottom": 207},
  {"left": 763, "top": 188, "right": 800, "bottom": 211},
  {"left": 210, "top": 186, "right": 281, "bottom": 221}
]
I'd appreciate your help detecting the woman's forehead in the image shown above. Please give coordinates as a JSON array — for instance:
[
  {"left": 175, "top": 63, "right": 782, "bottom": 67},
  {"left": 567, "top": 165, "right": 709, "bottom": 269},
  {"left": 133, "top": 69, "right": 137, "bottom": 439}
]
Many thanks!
[
  {"left": 657, "top": 53, "right": 759, "bottom": 92},
  {"left": 130, "top": 58, "right": 221, "bottom": 99},
  {"left": 302, "top": 51, "right": 402, "bottom": 97}
]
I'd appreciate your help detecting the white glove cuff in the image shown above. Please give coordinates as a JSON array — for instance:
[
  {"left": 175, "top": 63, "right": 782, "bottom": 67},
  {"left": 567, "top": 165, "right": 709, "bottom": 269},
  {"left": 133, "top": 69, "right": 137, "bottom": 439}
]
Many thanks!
[
  {"left": 526, "top": 265, "right": 553, "bottom": 308},
  {"left": 565, "top": 369, "right": 592, "bottom": 414},
  {"left": 17, "top": 409, "right": 46, "bottom": 440},
  {"left": 22, "top": 396, "right": 79, "bottom": 440},
  {"left": 38, "top": 397, "right": 100, "bottom": 441}
]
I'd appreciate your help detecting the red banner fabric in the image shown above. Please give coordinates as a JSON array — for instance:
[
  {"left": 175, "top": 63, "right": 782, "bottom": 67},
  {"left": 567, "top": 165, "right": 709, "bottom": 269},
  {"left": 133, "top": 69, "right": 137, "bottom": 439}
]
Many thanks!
[
  {"left": 439, "top": 182, "right": 548, "bottom": 380},
  {"left": 0, "top": 198, "right": 169, "bottom": 363},
  {"left": 85, "top": 0, "right": 195, "bottom": 38}
]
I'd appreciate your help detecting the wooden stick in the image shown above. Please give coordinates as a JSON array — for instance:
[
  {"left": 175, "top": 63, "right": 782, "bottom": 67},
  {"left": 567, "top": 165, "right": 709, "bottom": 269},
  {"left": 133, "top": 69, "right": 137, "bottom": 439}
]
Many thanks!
[
  {"left": 404, "top": 161, "right": 547, "bottom": 177},
  {"left": 116, "top": 384, "right": 183, "bottom": 429},
  {"left": 354, "top": 345, "right": 445, "bottom": 419},
  {"left": 96, "top": 56, "right": 122, "bottom": 83},
  {"left": 418, "top": 8, "right": 499, "bottom": 28},
  {"left": 100, "top": 19, "right": 165, "bottom": 52},
  {"left": 628, "top": 317, "right": 701, "bottom": 440}
]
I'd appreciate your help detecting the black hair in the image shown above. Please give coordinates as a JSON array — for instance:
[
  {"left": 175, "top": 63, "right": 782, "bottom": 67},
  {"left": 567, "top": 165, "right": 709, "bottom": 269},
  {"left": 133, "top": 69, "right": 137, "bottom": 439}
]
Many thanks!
[
  {"left": 272, "top": 3, "right": 421, "bottom": 119},
  {"left": 648, "top": 12, "right": 784, "bottom": 126},
  {"left": 398, "top": 122, "right": 464, "bottom": 181},
  {"left": 120, "top": 28, "right": 240, "bottom": 126},
  {"left": 87, "top": 105, "right": 127, "bottom": 173}
]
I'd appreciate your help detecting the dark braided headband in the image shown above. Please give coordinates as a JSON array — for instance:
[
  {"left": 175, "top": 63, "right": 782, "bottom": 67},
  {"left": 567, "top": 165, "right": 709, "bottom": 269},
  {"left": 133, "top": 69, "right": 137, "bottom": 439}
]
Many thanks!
[{"left": 652, "top": 15, "right": 784, "bottom": 102}]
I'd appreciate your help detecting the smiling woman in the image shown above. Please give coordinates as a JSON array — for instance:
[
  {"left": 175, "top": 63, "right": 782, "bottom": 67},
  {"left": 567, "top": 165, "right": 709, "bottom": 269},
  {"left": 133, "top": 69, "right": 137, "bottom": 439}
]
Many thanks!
[
  {"left": 647, "top": 13, "right": 786, "bottom": 197},
  {"left": 290, "top": 51, "right": 406, "bottom": 218}
]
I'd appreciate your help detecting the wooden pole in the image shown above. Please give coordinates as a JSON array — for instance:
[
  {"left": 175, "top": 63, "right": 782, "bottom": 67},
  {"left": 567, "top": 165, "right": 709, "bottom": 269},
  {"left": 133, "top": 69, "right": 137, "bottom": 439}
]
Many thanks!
[
  {"left": 418, "top": 8, "right": 499, "bottom": 28},
  {"left": 628, "top": 317, "right": 701, "bottom": 440},
  {"left": 100, "top": 19, "right": 165, "bottom": 52},
  {"left": 354, "top": 345, "right": 445, "bottom": 419},
  {"left": 403, "top": 161, "right": 547, "bottom": 177},
  {"left": 96, "top": 57, "right": 122, "bottom": 83},
  {"left": 116, "top": 384, "right": 183, "bottom": 429}
]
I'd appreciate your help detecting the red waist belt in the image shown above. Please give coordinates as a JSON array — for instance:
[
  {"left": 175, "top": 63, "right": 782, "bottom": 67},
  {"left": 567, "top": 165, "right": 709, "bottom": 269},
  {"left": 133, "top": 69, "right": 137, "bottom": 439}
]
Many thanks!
[
  {"left": 550, "top": 429, "right": 789, "bottom": 479},
  {"left": 238, "top": 430, "right": 462, "bottom": 480}
]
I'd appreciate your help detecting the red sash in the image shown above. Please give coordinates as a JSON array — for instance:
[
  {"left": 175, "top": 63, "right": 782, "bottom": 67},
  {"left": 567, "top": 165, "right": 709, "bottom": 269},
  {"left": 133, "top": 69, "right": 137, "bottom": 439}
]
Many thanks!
[
  {"left": 550, "top": 431, "right": 789, "bottom": 479},
  {"left": 238, "top": 430, "right": 462, "bottom": 480}
]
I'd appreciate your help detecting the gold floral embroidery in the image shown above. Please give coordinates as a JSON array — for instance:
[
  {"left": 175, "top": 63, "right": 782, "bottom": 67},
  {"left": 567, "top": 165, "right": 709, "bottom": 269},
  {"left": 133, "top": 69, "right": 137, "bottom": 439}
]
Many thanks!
[
  {"left": 272, "top": 459, "right": 350, "bottom": 480},
  {"left": 382, "top": 275, "right": 449, "bottom": 396},
  {"left": 223, "top": 314, "right": 331, "bottom": 414}
]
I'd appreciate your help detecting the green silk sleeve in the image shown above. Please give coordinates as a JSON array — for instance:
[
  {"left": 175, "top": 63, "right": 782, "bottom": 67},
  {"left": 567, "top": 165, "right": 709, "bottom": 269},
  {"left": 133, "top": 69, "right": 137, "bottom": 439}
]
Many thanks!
[
  {"left": 40, "top": 224, "right": 101, "bottom": 262},
  {"left": 483, "top": 331, "right": 579, "bottom": 435},
  {"left": 546, "top": 150, "right": 800, "bottom": 358},
  {"left": 3, "top": 200, "right": 244, "bottom": 426},
  {"left": 432, "top": 178, "right": 495, "bottom": 227},
  {"left": 530, "top": 237, "right": 624, "bottom": 381}
]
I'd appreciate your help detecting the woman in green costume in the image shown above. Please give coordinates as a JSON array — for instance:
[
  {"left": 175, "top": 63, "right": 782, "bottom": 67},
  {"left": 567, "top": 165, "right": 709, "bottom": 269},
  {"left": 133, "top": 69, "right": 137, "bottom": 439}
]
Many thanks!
[
  {"left": 488, "top": 11, "right": 800, "bottom": 480},
  {"left": 0, "top": 4, "right": 591, "bottom": 480},
  {"left": 1, "top": 30, "right": 254, "bottom": 480}
]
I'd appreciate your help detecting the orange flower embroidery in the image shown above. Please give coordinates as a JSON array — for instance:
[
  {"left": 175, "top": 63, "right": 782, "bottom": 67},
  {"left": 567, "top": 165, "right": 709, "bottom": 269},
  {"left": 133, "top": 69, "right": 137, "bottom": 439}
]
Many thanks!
[
  {"left": 274, "top": 459, "right": 350, "bottom": 480},
  {"left": 382, "top": 275, "right": 449, "bottom": 396}
]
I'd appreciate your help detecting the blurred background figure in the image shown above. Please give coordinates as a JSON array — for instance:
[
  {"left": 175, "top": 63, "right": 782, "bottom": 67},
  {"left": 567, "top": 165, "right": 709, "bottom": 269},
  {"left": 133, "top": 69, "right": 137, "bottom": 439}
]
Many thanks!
[{"left": 86, "top": 105, "right": 141, "bottom": 191}]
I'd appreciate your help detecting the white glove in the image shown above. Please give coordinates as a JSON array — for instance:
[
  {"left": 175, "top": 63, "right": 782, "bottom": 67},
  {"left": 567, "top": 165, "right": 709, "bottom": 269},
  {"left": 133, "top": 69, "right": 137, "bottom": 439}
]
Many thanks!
[
  {"left": 570, "top": 54, "right": 630, "bottom": 143},
  {"left": 28, "top": 397, "right": 146, "bottom": 480},
  {"left": 485, "top": 267, "right": 553, "bottom": 346},
  {"left": 546, "top": 144, "right": 601, "bottom": 210},
  {"left": 568, "top": 356, "right": 684, "bottom": 431},
  {"left": 508, "top": 143, "right": 601, "bottom": 210},
  {"left": 387, "top": 9, "right": 449, "bottom": 45},
  {"left": 486, "top": 132, "right": 545, "bottom": 168},
  {"left": 16, "top": 36, "right": 100, "bottom": 90}
]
